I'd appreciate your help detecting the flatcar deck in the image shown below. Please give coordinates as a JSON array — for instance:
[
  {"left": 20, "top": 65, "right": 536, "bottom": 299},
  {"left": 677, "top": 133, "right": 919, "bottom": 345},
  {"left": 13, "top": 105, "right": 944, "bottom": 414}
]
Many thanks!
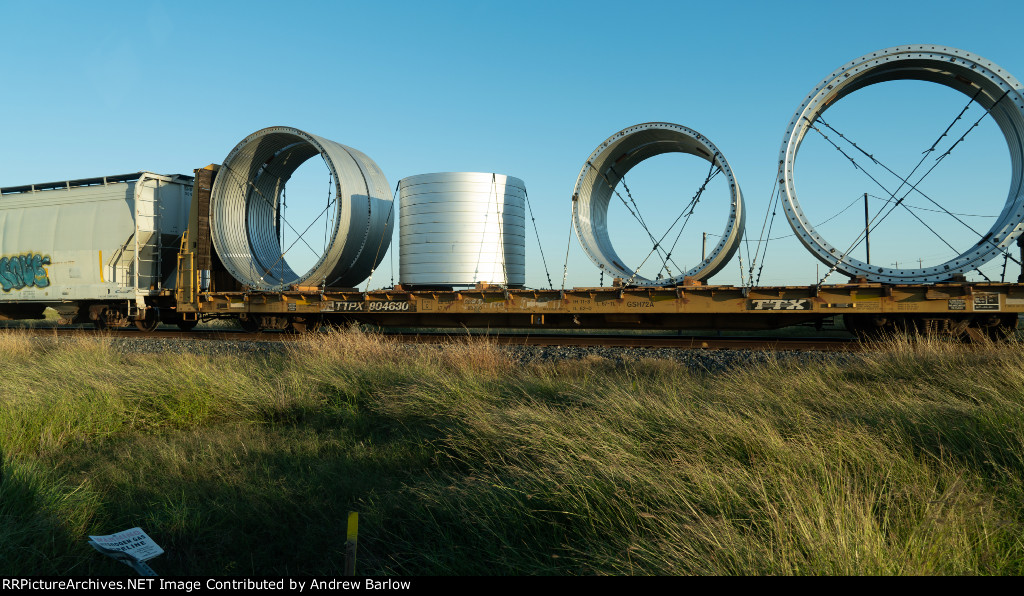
[{"left": 177, "top": 282, "right": 1024, "bottom": 334}]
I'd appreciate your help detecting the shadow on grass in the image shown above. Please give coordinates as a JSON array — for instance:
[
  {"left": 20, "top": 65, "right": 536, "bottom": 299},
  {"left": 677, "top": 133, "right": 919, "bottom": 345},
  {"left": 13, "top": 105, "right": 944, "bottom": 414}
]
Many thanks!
[
  {"left": 0, "top": 445, "right": 127, "bottom": 575},
  {"left": 49, "top": 405, "right": 446, "bottom": 576}
]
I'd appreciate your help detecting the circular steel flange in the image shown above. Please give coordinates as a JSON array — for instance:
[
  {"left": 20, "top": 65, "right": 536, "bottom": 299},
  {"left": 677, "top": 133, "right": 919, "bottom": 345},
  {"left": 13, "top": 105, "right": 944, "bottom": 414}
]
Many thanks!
[
  {"left": 209, "top": 126, "right": 393, "bottom": 290},
  {"left": 571, "top": 122, "right": 745, "bottom": 286},
  {"left": 779, "top": 45, "right": 1024, "bottom": 283}
]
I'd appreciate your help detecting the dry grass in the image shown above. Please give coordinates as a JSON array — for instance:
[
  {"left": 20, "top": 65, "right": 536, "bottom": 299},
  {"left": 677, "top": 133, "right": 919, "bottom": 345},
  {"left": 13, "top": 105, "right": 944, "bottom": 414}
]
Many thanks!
[{"left": 2, "top": 329, "right": 1024, "bottom": 575}]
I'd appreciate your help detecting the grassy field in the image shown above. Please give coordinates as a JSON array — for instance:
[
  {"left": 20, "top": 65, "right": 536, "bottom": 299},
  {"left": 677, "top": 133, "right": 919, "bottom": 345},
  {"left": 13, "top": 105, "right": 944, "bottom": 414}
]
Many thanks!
[{"left": 2, "top": 328, "right": 1024, "bottom": 575}]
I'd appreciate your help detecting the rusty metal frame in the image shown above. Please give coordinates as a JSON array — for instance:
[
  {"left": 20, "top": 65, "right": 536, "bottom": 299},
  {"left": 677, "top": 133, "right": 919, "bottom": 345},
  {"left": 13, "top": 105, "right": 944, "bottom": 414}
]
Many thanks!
[{"left": 185, "top": 282, "right": 1024, "bottom": 331}]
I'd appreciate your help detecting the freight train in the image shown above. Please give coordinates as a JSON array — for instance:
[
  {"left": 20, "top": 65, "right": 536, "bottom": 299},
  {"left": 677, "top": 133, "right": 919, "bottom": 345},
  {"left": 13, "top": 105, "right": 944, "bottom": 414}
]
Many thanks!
[
  {"left": 1, "top": 44, "right": 1022, "bottom": 339},
  {"left": 0, "top": 157, "right": 1019, "bottom": 340}
]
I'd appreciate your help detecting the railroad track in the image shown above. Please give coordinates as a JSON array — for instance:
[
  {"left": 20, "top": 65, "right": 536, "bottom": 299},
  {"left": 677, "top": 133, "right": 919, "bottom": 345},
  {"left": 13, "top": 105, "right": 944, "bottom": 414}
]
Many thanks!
[
  {"left": 8, "top": 326, "right": 859, "bottom": 351},
  {"left": 382, "top": 333, "right": 859, "bottom": 351}
]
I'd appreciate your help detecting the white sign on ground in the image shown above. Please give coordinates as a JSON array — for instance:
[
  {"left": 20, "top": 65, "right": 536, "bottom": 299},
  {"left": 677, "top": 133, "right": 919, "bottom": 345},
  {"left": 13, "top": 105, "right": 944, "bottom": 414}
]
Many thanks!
[{"left": 88, "top": 527, "right": 164, "bottom": 562}]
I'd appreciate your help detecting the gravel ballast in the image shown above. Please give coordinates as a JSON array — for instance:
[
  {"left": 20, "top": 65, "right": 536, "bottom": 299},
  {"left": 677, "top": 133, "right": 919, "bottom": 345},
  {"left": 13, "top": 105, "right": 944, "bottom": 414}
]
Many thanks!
[{"left": 28, "top": 334, "right": 857, "bottom": 374}]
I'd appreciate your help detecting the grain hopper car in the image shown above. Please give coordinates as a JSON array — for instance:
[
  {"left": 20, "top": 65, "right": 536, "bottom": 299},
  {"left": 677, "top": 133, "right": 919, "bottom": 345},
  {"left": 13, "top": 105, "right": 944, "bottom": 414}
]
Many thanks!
[{"left": 0, "top": 172, "right": 193, "bottom": 330}]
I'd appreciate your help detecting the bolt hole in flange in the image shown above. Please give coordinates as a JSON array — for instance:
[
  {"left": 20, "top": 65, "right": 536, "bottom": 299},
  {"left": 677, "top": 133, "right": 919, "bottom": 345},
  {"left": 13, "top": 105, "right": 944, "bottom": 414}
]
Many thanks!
[
  {"left": 779, "top": 45, "right": 1024, "bottom": 283},
  {"left": 571, "top": 122, "right": 745, "bottom": 286}
]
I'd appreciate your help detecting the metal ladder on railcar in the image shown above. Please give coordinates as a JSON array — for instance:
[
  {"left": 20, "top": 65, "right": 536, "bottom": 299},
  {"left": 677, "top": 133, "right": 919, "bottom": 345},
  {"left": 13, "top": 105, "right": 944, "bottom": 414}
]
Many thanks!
[
  {"left": 130, "top": 177, "right": 162, "bottom": 316},
  {"left": 175, "top": 230, "right": 198, "bottom": 308}
]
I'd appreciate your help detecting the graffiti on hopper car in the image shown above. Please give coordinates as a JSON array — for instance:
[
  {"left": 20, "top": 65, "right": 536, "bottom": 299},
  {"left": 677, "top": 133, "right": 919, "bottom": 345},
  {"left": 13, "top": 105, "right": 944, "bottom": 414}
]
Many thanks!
[{"left": 0, "top": 253, "right": 50, "bottom": 292}]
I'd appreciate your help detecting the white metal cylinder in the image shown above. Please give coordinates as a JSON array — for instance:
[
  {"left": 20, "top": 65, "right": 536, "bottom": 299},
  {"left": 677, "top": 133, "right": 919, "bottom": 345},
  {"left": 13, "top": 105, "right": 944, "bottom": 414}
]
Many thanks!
[{"left": 398, "top": 172, "right": 526, "bottom": 287}]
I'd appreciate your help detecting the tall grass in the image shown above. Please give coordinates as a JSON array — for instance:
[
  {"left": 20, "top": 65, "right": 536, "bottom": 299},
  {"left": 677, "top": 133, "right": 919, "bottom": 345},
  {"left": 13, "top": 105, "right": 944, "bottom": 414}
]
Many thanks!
[{"left": 2, "top": 329, "right": 1024, "bottom": 575}]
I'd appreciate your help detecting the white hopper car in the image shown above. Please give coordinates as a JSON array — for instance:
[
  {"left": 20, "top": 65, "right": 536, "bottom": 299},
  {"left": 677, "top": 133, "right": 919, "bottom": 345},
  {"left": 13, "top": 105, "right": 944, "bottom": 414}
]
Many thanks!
[{"left": 0, "top": 172, "right": 193, "bottom": 329}]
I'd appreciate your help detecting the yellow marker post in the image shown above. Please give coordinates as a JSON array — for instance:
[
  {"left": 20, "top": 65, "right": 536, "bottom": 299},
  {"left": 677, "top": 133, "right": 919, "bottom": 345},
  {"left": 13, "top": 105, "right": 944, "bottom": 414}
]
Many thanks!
[{"left": 345, "top": 512, "right": 359, "bottom": 576}]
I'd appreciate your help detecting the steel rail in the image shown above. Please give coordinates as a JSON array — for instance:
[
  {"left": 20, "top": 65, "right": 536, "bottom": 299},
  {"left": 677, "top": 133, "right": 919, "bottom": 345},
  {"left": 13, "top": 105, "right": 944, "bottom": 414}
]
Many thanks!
[
  {"left": 8, "top": 327, "right": 859, "bottom": 351},
  {"left": 382, "top": 332, "right": 859, "bottom": 351},
  {"left": 779, "top": 45, "right": 1024, "bottom": 283}
]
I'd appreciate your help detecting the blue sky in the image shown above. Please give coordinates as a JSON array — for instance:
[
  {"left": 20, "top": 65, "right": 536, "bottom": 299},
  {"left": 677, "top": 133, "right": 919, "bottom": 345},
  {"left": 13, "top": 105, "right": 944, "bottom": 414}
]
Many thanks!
[{"left": 2, "top": 0, "right": 1022, "bottom": 289}]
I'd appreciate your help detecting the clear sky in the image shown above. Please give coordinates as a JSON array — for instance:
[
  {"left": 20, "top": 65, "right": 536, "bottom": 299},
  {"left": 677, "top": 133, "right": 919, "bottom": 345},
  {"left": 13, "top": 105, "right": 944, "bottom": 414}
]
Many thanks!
[{"left": 2, "top": 0, "right": 1022, "bottom": 289}]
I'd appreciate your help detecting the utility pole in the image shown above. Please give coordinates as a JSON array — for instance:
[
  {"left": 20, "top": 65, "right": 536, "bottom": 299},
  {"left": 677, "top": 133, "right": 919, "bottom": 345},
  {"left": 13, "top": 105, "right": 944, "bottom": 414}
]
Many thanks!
[
  {"left": 864, "top": 193, "right": 871, "bottom": 265},
  {"left": 702, "top": 232, "right": 707, "bottom": 262}
]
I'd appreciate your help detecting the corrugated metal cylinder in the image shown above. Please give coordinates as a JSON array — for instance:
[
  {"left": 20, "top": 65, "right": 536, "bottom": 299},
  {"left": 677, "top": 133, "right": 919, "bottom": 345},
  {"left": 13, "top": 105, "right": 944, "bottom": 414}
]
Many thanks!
[
  {"left": 398, "top": 172, "right": 526, "bottom": 287},
  {"left": 208, "top": 126, "right": 392, "bottom": 290}
]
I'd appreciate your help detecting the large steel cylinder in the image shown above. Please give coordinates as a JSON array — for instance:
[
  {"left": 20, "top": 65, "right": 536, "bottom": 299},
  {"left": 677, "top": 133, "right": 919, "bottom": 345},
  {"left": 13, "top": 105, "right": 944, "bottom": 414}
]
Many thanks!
[
  {"left": 779, "top": 45, "right": 1024, "bottom": 282},
  {"left": 209, "top": 126, "right": 393, "bottom": 290},
  {"left": 572, "top": 122, "right": 745, "bottom": 286},
  {"left": 398, "top": 172, "right": 526, "bottom": 287}
]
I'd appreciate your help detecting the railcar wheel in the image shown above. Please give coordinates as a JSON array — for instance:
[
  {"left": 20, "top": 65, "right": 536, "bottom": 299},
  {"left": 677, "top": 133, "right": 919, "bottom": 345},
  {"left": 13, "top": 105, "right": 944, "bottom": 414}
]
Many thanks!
[
  {"left": 982, "top": 314, "right": 1019, "bottom": 341},
  {"left": 177, "top": 319, "right": 199, "bottom": 332},
  {"left": 288, "top": 315, "right": 323, "bottom": 333},
  {"left": 92, "top": 306, "right": 115, "bottom": 330},
  {"left": 239, "top": 315, "right": 261, "bottom": 333},
  {"left": 135, "top": 309, "right": 159, "bottom": 333}
]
